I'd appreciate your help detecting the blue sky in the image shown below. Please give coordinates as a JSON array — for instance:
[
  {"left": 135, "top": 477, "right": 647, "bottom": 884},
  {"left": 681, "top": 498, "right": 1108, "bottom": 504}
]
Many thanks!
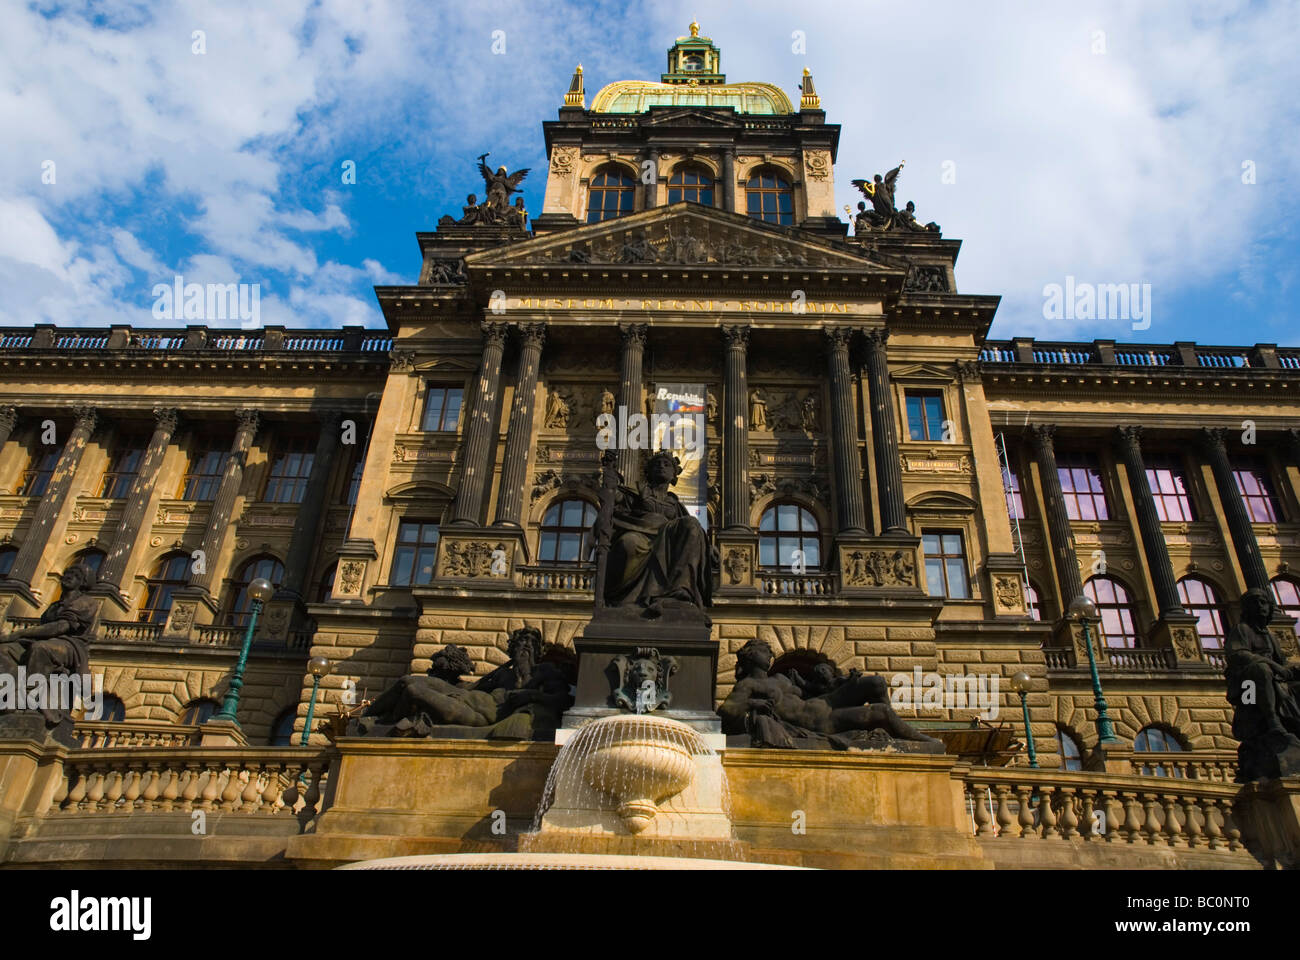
[{"left": 2, "top": 0, "right": 1297, "bottom": 345}]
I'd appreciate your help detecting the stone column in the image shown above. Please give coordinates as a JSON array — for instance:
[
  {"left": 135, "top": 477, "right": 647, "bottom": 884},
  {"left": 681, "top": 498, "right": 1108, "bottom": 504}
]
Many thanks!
[
  {"left": 98, "top": 406, "right": 179, "bottom": 593},
  {"left": 1030, "top": 424, "right": 1084, "bottom": 605},
  {"left": 0, "top": 407, "right": 17, "bottom": 451},
  {"left": 5, "top": 405, "right": 97, "bottom": 590},
  {"left": 644, "top": 147, "right": 660, "bottom": 210},
  {"left": 1114, "top": 426, "right": 1184, "bottom": 618},
  {"left": 825, "top": 327, "right": 867, "bottom": 536},
  {"left": 188, "top": 409, "right": 260, "bottom": 596},
  {"left": 723, "top": 148, "right": 736, "bottom": 213},
  {"left": 1286, "top": 428, "right": 1300, "bottom": 470},
  {"left": 616, "top": 323, "right": 647, "bottom": 485},
  {"left": 277, "top": 412, "right": 343, "bottom": 600},
  {"left": 448, "top": 322, "right": 508, "bottom": 526},
  {"left": 494, "top": 323, "right": 546, "bottom": 527},
  {"left": 1201, "top": 427, "right": 1269, "bottom": 592},
  {"left": 722, "top": 325, "right": 751, "bottom": 531},
  {"left": 862, "top": 329, "right": 906, "bottom": 533}
]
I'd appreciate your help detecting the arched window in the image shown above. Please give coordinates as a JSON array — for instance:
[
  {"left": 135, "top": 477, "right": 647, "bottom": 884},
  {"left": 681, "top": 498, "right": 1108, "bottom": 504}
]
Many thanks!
[
  {"left": 140, "top": 552, "right": 192, "bottom": 624},
  {"left": 1057, "top": 727, "right": 1083, "bottom": 771},
  {"left": 1270, "top": 577, "right": 1300, "bottom": 636},
  {"left": 180, "top": 698, "right": 221, "bottom": 725},
  {"left": 1025, "top": 581, "right": 1043, "bottom": 621},
  {"left": 1134, "top": 725, "right": 1185, "bottom": 777},
  {"left": 1084, "top": 576, "right": 1140, "bottom": 648},
  {"left": 1177, "top": 577, "right": 1227, "bottom": 649},
  {"left": 269, "top": 707, "right": 297, "bottom": 747},
  {"left": 316, "top": 562, "right": 337, "bottom": 603},
  {"left": 586, "top": 167, "right": 636, "bottom": 223},
  {"left": 667, "top": 165, "right": 714, "bottom": 206},
  {"left": 0, "top": 545, "right": 19, "bottom": 578},
  {"left": 745, "top": 170, "right": 793, "bottom": 225},
  {"left": 758, "top": 502, "right": 820, "bottom": 570},
  {"left": 539, "top": 499, "right": 597, "bottom": 565},
  {"left": 225, "top": 555, "right": 284, "bottom": 627},
  {"left": 86, "top": 693, "right": 126, "bottom": 723}
]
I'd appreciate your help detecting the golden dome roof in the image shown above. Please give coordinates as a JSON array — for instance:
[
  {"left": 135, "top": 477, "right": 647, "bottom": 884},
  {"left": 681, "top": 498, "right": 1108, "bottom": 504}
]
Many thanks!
[{"left": 590, "top": 80, "right": 794, "bottom": 115}]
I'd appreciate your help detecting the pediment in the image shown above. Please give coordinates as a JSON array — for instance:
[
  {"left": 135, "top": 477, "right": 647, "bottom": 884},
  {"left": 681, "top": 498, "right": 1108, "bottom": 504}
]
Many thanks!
[
  {"left": 466, "top": 205, "right": 889, "bottom": 272},
  {"left": 891, "top": 363, "right": 956, "bottom": 382},
  {"left": 639, "top": 108, "right": 744, "bottom": 128}
]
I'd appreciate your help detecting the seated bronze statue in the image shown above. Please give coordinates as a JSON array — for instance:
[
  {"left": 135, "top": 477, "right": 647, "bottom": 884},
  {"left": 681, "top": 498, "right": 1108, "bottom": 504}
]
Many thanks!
[
  {"left": 601, "top": 450, "right": 714, "bottom": 621},
  {"left": 718, "top": 639, "right": 942, "bottom": 751},
  {"left": 1225, "top": 588, "right": 1300, "bottom": 780},
  {"left": 0, "top": 562, "right": 98, "bottom": 740},
  {"left": 355, "top": 627, "right": 572, "bottom": 740}
]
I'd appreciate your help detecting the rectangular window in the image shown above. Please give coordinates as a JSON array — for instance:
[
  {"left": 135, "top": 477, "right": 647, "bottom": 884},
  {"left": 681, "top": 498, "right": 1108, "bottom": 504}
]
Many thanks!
[
  {"left": 1234, "top": 463, "right": 1281, "bottom": 522},
  {"left": 1002, "top": 456, "right": 1025, "bottom": 520},
  {"left": 343, "top": 451, "right": 364, "bottom": 506},
  {"left": 16, "top": 448, "right": 59, "bottom": 497},
  {"left": 391, "top": 521, "right": 440, "bottom": 586},
  {"left": 263, "top": 436, "right": 316, "bottom": 504},
  {"left": 905, "top": 391, "right": 947, "bottom": 442},
  {"left": 1145, "top": 458, "right": 1196, "bottom": 522},
  {"left": 921, "top": 531, "right": 970, "bottom": 599},
  {"left": 180, "top": 448, "right": 231, "bottom": 501},
  {"left": 99, "top": 438, "right": 146, "bottom": 499},
  {"left": 421, "top": 385, "right": 464, "bottom": 432},
  {"left": 1057, "top": 451, "right": 1110, "bottom": 521}
]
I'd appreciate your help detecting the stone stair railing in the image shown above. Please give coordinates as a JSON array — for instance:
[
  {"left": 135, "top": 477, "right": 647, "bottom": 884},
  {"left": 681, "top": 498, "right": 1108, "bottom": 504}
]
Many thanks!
[
  {"left": 50, "top": 747, "right": 333, "bottom": 830},
  {"left": 959, "top": 765, "right": 1244, "bottom": 850}
]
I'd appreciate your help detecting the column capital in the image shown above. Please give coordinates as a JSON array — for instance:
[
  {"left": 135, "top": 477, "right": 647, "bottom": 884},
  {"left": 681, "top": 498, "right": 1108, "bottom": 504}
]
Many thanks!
[
  {"left": 619, "top": 322, "right": 648, "bottom": 347},
  {"left": 0, "top": 406, "right": 16, "bottom": 433},
  {"left": 235, "top": 408, "right": 260, "bottom": 434},
  {"left": 1200, "top": 426, "right": 1228, "bottom": 454},
  {"left": 1028, "top": 423, "right": 1056, "bottom": 449},
  {"left": 822, "top": 326, "right": 856, "bottom": 350},
  {"left": 71, "top": 404, "right": 97, "bottom": 432},
  {"left": 721, "top": 324, "right": 750, "bottom": 350},
  {"left": 516, "top": 322, "right": 547, "bottom": 348},
  {"left": 481, "top": 322, "right": 509, "bottom": 348},
  {"left": 862, "top": 327, "right": 889, "bottom": 350},
  {"left": 152, "top": 406, "right": 180, "bottom": 433},
  {"left": 1114, "top": 424, "right": 1144, "bottom": 456},
  {"left": 956, "top": 360, "right": 981, "bottom": 383}
]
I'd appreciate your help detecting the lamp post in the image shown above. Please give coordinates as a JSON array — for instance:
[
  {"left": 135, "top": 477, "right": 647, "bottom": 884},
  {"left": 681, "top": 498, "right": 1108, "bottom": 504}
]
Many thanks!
[
  {"left": 1068, "top": 594, "right": 1120, "bottom": 744},
  {"left": 1010, "top": 671, "right": 1037, "bottom": 767},
  {"left": 301, "top": 656, "right": 332, "bottom": 746},
  {"left": 211, "top": 577, "right": 275, "bottom": 727}
]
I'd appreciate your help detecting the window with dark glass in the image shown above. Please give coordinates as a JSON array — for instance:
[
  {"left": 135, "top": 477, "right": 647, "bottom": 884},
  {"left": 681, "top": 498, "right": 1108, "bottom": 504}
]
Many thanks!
[
  {"left": 180, "top": 699, "right": 220, "bottom": 725},
  {"left": 225, "top": 555, "right": 284, "bottom": 627},
  {"left": 263, "top": 436, "right": 315, "bottom": 504},
  {"left": 1002, "top": 456, "right": 1025, "bottom": 520},
  {"left": 1145, "top": 457, "right": 1196, "bottom": 522},
  {"left": 539, "top": 500, "right": 597, "bottom": 565},
  {"left": 180, "top": 448, "right": 231, "bottom": 500},
  {"left": 72, "top": 548, "right": 106, "bottom": 576},
  {"left": 921, "top": 531, "right": 969, "bottom": 599},
  {"left": 1084, "top": 576, "right": 1139, "bottom": 648},
  {"left": 0, "top": 547, "right": 16, "bottom": 578},
  {"left": 758, "top": 503, "right": 820, "bottom": 570},
  {"left": 667, "top": 166, "right": 713, "bottom": 206},
  {"left": 1025, "top": 580, "right": 1043, "bottom": 621},
  {"left": 343, "top": 449, "right": 364, "bottom": 506},
  {"left": 1233, "top": 461, "right": 1281, "bottom": 522},
  {"left": 745, "top": 171, "right": 793, "bottom": 225},
  {"left": 1134, "top": 725, "right": 1185, "bottom": 777},
  {"left": 269, "top": 707, "right": 297, "bottom": 747},
  {"left": 391, "top": 521, "right": 440, "bottom": 586},
  {"left": 1057, "top": 728, "right": 1082, "bottom": 771},
  {"left": 17, "top": 448, "right": 59, "bottom": 497},
  {"left": 98, "top": 437, "right": 146, "bottom": 499},
  {"left": 140, "top": 552, "right": 191, "bottom": 624},
  {"left": 1057, "top": 451, "right": 1110, "bottom": 521},
  {"left": 1177, "top": 577, "right": 1226, "bottom": 649},
  {"left": 586, "top": 168, "right": 636, "bottom": 223},
  {"left": 1271, "top": 578, "right": 1300, "bottom": 637},
  {"left": 317, "top": 562, "right": 337, "bottom": 603},
  {"left": 905, "top": 391, "right": 947, "bottom": 442},
  {"left": 421, "top": 386, "right": 464, "bottom": 433},
  {"left": 87, "top": 694, "right": 126, "bottom": 723}
]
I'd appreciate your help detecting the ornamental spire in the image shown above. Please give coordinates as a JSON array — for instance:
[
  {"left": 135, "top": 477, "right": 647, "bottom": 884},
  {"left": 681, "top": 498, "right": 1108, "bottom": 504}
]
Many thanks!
[
  {"left": 564, "top": 64, "right": 585, "bottom": 107},
  {"left": 800, "top": 67, "right": 821, "bottom": 109}
]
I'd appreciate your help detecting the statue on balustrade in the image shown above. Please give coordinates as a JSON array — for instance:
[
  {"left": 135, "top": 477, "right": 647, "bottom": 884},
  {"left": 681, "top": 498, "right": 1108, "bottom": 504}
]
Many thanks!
[
  {"left": 595, "top": 450, "right": 716, "bottom": 624},
  {"left": 1225, "top": 589, "right": 1300, "bottom": 780},
  {"left": 352, "top": 628, "right": 573, "bottom": 740},
  {"left": 717, "top": 639, "right": 943, "bottom": 751},
  {"left": 0, "top": 562, "right": 99, "bottom": 746}
]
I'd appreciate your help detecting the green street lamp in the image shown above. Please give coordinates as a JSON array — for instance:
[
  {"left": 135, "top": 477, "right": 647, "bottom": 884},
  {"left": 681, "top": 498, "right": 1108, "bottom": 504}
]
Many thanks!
[
  {"left": 1069, "top": 594, "right": 1120, "bottom": 744},
  {"left": 211, "top": 577, "right": 275, "bottom": 727},
  {"left": 1010, "top": 670, "right": 1037, "bottom": 767},
  {"left": 301, "top": 656, "right": 333, "bottom": 746}
]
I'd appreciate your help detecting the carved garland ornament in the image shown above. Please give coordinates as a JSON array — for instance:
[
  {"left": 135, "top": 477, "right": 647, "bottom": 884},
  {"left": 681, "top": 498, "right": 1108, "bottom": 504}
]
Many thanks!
[{"left": 844, "top": 549, "right": 916, "bottom": 588}]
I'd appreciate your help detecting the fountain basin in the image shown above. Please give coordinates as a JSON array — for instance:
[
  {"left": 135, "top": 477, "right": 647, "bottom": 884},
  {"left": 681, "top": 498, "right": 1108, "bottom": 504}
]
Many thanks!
[{"left": 581, "top": 715, "right": 697, "bottom": 833}]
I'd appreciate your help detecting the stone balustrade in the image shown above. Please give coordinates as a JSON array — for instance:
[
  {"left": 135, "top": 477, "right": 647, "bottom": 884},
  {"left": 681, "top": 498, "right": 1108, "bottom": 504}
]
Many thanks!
[
  {"left": 51, "top": 747, "right": 332, "bottom": 829},
  {"left": 518, "top": 565, "right": 594, "bottom": 592},
  {"left": 1127, "top": 751, "right": 1238, "bottom": 782},
  {"left": 756, "top": 572, "right": 836, "bottom": 596},
  {"left": 74, "top": 721, "right": 201, "bottom": 749},
  {"left": 960, "top": 765, "right": 1243, "bottom": 850}
]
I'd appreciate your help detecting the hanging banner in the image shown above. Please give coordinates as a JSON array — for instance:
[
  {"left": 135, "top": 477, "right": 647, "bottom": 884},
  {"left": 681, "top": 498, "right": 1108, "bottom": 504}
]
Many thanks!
[{"left": 650, "top": 382, "right": 708, "bottom": 529}]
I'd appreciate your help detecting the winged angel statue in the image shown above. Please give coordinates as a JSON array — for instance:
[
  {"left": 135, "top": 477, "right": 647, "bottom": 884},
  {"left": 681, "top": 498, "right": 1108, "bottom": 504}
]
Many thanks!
[
  {"left": 850, "top": 161, "right": 940, "bottom": 234},
  {"left": 440, "top": 153, "right": 531, "bottom": 228}
]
